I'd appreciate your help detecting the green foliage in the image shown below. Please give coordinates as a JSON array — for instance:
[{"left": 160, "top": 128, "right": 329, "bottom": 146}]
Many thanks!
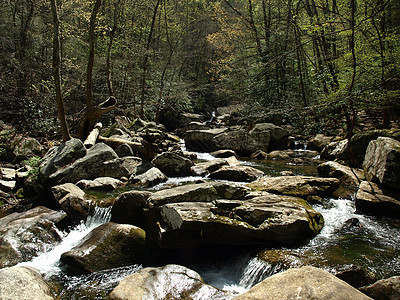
[{"left": 23, "top": 156, "right": 43, "bottom": 181}]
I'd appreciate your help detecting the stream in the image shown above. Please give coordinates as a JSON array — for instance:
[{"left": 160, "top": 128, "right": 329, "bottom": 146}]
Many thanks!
[{"left": 16, "top": 144, "right": 400, "bottom": 299}]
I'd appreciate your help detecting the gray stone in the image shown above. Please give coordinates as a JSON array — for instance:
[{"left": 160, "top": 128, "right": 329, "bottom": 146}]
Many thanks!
[
  {"left": 184, "top": 128, "right": 228, "bottom": 152},
  {"left": 355, "top": 181, "right": 400, "bottom": 218},
  {"left": 267, "top": 150, "right": 290, "bottom": 160},
  {"left": 39, "top": 138, "right": 86, "bottom": 183},
  {"left": 103, "top": 156, "right": 142, "bottom": 178},
  {"left": 108, "top": 264, "right": 228, "bottom": 300},
  {"left": 151, "top": 151, "right": 194, "bottom": 177},
  {"left": 12, "top": 137, "right": 44, "bottom": 159},
  {"left": 363, "top": 137, "right": 400, "bottom": 189},
  {"left": 0, "top": 266, "right": 54, "bottom": 300},
  {"left": 209, "top": 165, "right": 265, "bottom": 182},
  {"left": 317, "top": 161, "right": 364, "bottom": 187},
  {"left": 115, "top": 143, "right": 134, "bottom": 157},
  {"left": 191, "top": 158, "right": 237, "bottom": 176},
  {"left": 359, "top": 276, "right": 400, "bottom": 300},
  {"left": 211, "top": 149, "right": 237, "bottom": 158},
  {"left": 308, "top": 134, "right": 334, "bottom": 151},
  {"left": 250, "top": 150, "right": 268, "bottom": 160},
  {"left": 234, "top": 266, "right": 372, "bottom": 300},
  {"left": 60, "top": 222, "right": 146, "bottom": 273},
  {"left": 154, "top": 193, "right": 323, "bottom": 248},
  {"left": 111, "top": 191, "right": 153, "bottom": 225},
  {"left": 247, "top": 175, "right": 340, "bottom": 198},
  {"left": 51, "top": 183, "right": 90, "bottom": 220},
  {"left": 48, "top": 143, "right": 118, "bottom": 184},
  {"left": 130, "top": 167, "right": 168, "bottom": 187},
  {"left": 0, "top": 206, "right": 66, "bottom": 268},
  {"left": 76, "top": 177, "right": 122, "bottom": 191}
]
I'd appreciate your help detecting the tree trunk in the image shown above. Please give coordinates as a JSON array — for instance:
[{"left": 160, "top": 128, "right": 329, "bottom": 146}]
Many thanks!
[{"left": 50, "top": 0, "right": 70, "bottom": 142}]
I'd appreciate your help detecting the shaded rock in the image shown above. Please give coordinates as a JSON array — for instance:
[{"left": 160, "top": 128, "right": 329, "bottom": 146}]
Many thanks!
[
  {"left": 209, "top": 165, "right": 264, "bottom": 182},
  {"left": 185, "top": 128, "right": 228, "bottom": 153},
  {"left": 234, "top": 266, "right": 372, "bottom": 300},
  {"left": 51, "top": 183, "right": 90, "bottom": 220},
  {"left": 39, "top": 138, "right": 86, "bottom": 183},
  {"left": 317, "top": 161, "right": 364, "bottom": 187},
  {"left": 0, "top": 266, "right": 54, "bottom": 300},
  {"left": 252, "top": 123, "right": 290, "bottom": 150},
  {"left": 12, "top": 137, "right": 44, "bottom": 162},
  {"left": 103, "top": 156, "right": 142, "bottom": 178},
  {"left": 0, "top": 206, "right": 66, "bottom": 268},
  {"left": 355, "top": 181, "right": 400, "bottom": 218},
  {"left": 154, "top": 193, "right": 323, "bottom": 248},
  {"left": 267, "top": 150, "right": 290, "bottom": 160},
  {"left": 363, "top": 137, "right": 400, "bottom": 189},
  {"left": 211, "top": 149, "right": 237, "bottom": 158},
  {"left": 111, "top": 191, "right": 152, "bottom": 225},
  {"left": 76, "top": 177, "right": 122, "bottom": 191},
  {"left": 115, "top": 143, "right": 134, "bottom": 157},
  {"left": 108, "top": 264, "right": 228, "bottom": 300},
  {"left": 130, "top": 167, "right": 168, "bottom": 187},
  {"left": 308, "top": 134, "right": 334, "bottom": 151},
  {"left": 335, "top": 265, "right": 376, "bottom": 288},
  {"left": 250, "top": 150, "right": 268, "bottom": 160},
  {"left": 247, "top": 176, "right": 340, "bottom": 198},
  {"left": 47, "top": 143, "right": 118, "bottom": 185},
  {"left": 359, "top": 276, "right": 400, "bottom": 300},
  {"left": 60, "top": 222, "right": 146, "bottom": 273},
  {"left": 151, "top": 152, "right": 194, "bottom": 177}
]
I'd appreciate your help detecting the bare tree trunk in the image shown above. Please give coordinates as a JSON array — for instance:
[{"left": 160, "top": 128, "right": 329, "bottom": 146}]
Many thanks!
[{"left": 51, "top": 0, "right": 70, "bottom": 142}]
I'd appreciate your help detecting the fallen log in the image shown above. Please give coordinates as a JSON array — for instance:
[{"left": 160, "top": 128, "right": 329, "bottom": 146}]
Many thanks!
[{"left": 84, "top": 122, "right": 102, "bottom": 148}]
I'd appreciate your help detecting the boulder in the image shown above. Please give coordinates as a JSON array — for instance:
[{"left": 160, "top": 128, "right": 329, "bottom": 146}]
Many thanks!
[
  {"left": 0, "top": 179, "right": 15, "bottom": 192},
  {"left": 0, "top": 266, "right": 54, "bottom": 300},
  {"left": 60, "top": 222, "right": 146, "bottom": 273},
  {"left": 184, "top": 128, "right": 228, "bottom": 152},
  {"left": 115, "top": 143, "right": 134, "bottom": 157},
  {"left": 76, "top": 177, "right": 122, "bottom": 191},
  {"left": 39, "top": 138, "right": 86, "bottom": 183},
  {"left": 234, "top": 266, "right": 372, "bottom": 300},
  {"left": 247, "top": 176, "right": 340, "bottom": 198},
  {"left": 355, "top": 181, "right": 400, "bottom": 218},
  {"left": 209, "top": 165, "right": 265, "bottom": 182},
  {"left": 359, "top": 276, "right": 400, "bottom": 300},
  {"left": 153, "top": 193, "right": 323, "bottom": 248},
  {"left": 267, "top": 150, "right": 290, "bottom": 160},
  {"left": 363, "top": 137, "right": 400, "bottom": 189},
  {"left": 130, "top": 167, "right": 168, "bottom": 187},
  {"left": 191, "top": 157, "right": 239, "bottom": 176},
  {"left": 335, "top": 266, "right": 376, "bottom": 288},
  {"left": 211, "top": 149, "right": 237, "bottom": 158},
  {"left": 250, "top": 123, "right": 289, "bottom": 150},
  {"left": 51, "top": 183, "right": 90, "bottom": 221},
  {"left": 320, "top": 139, "right": 348, "bottom": 161},
  {"left": 308, "top": 134, "right": 334, "bottom": 151},
  {"left": 45, "top": 143, "right": 118, "bottom": 185},
  {"left": 0, "top": 167, "right": 17, "bottom": 180},
  {"left": 108, "top": 264, "right": 227, "bottom": 300},
  {"left": 111, "top": 191, "right": 152, "bottom": 225},
  {"left": 103, "top": 156, "right": 142, "bottom": 179},
  {"left": 317, "top": 161, "right": 364, "bottom": 187},
  {"left": 0, "top": 206, "right": 66, "bottom": 268},
  {"left": 12, "top": 137, "right": 44, "bottom": 161},
  {"left": 148, "top": 182, "right": 248, "bottom": 208},
  {"left": 250, "top": 150, "right": 268, "bottom": 160},
  {"left": 151, "top": 152, "right": 194, "bottom": 177}
]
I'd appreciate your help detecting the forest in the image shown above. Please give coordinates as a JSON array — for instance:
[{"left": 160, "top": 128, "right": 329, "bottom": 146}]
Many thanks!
[{"left": 1, "top": 0, "right": 399, "bottom": 139}]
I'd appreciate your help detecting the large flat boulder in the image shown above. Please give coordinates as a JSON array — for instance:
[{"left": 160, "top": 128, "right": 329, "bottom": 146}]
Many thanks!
[
  {"left": 209, "top": 165, "right": 265, "bottom": 182},
  {"left": 151, "top": 151, "right": 194, "bottom": 177},
  {"left": 234, "top": 266, "right": 372, "bottom": 300},
  {"left": 103, "top": 156, "right": 142, "bottom": 178},
  {"left": 0, "top": 266, "right": 54, "bottom": 300},
  {"left": 363, "top": 137, "right": 400, "bottom": 189},
  {"left": 153, "top": 193, "right": 323, "bottom": 248},
  {"left": 0, "top": 206, "right": 66, "bottom": 268},
  {"left": 247, "top": 176, "right": 340, "bottom": 198},
  {"left": 355, "top": 181, "right": 400, "bottom": 218},
  {"left": 108, "top": 264, "right": 228, "bottom": 300},
  {"left": 60, "top": 222, "right": 146, "bottom": 273}
]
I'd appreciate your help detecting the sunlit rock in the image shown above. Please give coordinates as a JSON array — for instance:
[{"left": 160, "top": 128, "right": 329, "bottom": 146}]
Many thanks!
[
  {"left": 0, "top": 266, "right": 54, "bottom": 300},
  {"left": 359, "top": 275, "right": 400, "bottom": 300},
  {"left": 234, "top": 266, "right": 372, "bottom": 300},
  {"left": 130, "top": 167, "right": 168, "bottom": 187},
  {"left": 151, "top": 151, "right": 194, "bottom": 177},
  {"left": 76, "top": 177, "right": 122, "bottom": 191},
  {"left": 209, "top": 165, "right": 265, "bottom": 182},
  {"left": 60, "top": 222, "right": 146, "bottom": 273},
  {"left": 0, "top": 206, "right": 66, "bottom": 268},
  {"left": 317, "top": 161, "right": 364, "bottom": 188}
]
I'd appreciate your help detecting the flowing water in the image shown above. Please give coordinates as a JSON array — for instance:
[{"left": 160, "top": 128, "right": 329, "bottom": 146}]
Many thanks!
[{"left": 12, "top": 144, "right": 400, "bottom": 298}]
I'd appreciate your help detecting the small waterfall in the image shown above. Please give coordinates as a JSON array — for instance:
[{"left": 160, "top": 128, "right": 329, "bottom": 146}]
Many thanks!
[
  {"left": 19, "top": 206, "right": 112, "bottom": 277},
  {"left": 180, "top": 138, "right": 216, "bottom": 161},
  {"left": 238, "top": 257, "right": 273, "bottom": 289}
]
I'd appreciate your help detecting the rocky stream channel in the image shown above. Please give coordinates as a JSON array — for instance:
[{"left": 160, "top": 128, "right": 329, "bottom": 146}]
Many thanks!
[{"left": 1, "top": 117, "right": 400, "bottom": 299}]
